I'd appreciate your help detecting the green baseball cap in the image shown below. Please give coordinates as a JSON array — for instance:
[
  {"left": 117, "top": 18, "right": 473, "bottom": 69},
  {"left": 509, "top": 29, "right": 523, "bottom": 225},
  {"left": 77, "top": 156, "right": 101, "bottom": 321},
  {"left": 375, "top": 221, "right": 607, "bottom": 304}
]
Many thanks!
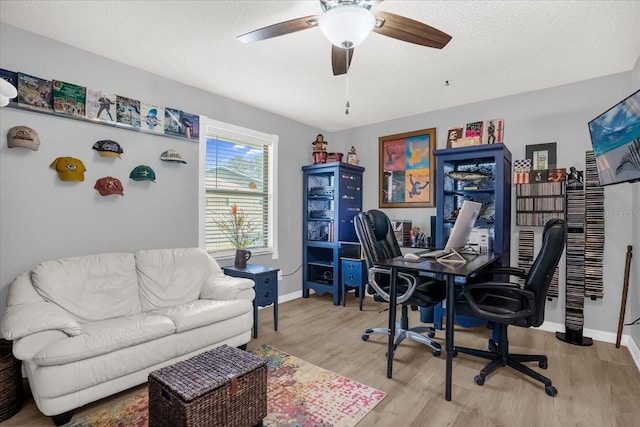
[{"left": 129, "top": 165, "right": 156, "bottom": 182}]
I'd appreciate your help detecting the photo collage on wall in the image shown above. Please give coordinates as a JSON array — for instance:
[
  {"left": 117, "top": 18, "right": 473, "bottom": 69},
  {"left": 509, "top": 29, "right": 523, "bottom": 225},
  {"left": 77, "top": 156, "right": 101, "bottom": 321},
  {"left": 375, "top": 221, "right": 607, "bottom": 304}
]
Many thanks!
[{"left": 1, "top": 68, "right": 200, "bottom": 142}]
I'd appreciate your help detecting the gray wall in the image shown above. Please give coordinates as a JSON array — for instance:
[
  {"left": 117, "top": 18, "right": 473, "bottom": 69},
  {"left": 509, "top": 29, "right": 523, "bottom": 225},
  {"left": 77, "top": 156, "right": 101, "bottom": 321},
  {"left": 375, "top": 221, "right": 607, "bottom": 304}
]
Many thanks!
[
  {"left": 0, "top": 23, "right": 315, "bottom": 316},
  {"left": 630, "top": 56, "right": 640, "bottom": 348},
  {"left": 1, "top": 23, "right": 638, "bottom": 349},
  {"left": 329, "top": 70, "right": 639, "bottom": 343}
]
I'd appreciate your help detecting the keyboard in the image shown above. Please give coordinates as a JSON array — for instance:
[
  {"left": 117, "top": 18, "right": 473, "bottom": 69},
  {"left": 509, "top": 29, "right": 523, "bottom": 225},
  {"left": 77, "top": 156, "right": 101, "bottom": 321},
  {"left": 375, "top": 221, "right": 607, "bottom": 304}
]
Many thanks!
[{"left": 416, "top": 248, "right": 451, "bottom": 259}]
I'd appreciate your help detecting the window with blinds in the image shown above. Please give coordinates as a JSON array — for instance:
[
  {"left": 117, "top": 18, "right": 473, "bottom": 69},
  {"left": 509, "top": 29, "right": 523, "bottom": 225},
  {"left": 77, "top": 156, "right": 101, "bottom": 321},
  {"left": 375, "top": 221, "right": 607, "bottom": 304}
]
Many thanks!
[{"left": 202, "top": 119, "right": 278, "bottom": 256}]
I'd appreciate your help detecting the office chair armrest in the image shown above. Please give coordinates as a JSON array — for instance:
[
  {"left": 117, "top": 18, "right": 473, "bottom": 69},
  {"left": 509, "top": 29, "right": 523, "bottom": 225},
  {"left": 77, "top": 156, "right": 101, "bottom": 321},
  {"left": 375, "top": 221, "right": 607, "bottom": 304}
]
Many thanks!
[
  {"left": 461, "top": 282, "right": 536, "bottom": 323},
  {"left": 367, "top": 267, "right": 417, "bottom": 304}
]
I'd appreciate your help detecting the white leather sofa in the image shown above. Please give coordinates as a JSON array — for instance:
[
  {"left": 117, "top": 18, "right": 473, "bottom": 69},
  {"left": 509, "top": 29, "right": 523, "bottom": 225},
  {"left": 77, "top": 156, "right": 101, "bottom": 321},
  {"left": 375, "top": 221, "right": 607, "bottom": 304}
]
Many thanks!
[{"left": 0, "top": 247, "right": 255, "bottom": 425}]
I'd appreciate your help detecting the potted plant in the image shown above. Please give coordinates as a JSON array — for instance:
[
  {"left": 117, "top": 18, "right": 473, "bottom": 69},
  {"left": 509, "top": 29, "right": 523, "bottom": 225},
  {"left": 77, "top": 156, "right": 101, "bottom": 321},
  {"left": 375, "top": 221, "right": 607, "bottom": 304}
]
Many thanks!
[{"left": 214, "top": 204, "right": 257, "bottom": 268}]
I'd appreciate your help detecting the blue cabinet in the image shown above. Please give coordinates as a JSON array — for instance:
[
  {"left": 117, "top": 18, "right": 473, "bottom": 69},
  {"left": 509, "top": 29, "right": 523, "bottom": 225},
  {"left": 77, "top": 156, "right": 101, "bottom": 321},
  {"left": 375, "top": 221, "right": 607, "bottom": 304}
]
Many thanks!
[
  {"left": 302, "top": 163, "right": 365, "bottom": 305},
  {"left": 433, "top": 144, "right": 512, "bottom": 328},
  {"left": 434, "top": 144, "right": 512, "bottom": 264},
  {"left": 223, "top": 265, "right": 279, "bottom": 339},
  {"left": 341, "top": 257, "right": 367, "bottom": 310}
]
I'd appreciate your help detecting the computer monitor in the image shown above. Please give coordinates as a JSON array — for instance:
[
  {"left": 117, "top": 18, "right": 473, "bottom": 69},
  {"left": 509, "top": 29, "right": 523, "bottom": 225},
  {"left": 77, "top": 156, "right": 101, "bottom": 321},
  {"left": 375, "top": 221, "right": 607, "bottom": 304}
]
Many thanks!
[
  {"left": 439, "top": 200, "right": 482, "bottom": 263},
  {"left": 445, "top": 200, "right": 482, "bottom": 250}
]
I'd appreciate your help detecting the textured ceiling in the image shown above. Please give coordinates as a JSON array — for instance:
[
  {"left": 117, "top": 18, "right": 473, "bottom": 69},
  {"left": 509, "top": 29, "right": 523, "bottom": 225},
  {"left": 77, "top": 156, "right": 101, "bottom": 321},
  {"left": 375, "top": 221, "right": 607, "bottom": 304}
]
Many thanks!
[{"left": 1, "top": 1, "right": 639, "bottom": 132}]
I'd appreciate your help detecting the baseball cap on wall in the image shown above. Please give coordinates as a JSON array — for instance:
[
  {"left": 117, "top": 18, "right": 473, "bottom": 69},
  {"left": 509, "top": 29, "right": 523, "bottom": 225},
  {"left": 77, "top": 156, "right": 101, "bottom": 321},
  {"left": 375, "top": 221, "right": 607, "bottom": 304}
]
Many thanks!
[
  {"left": 129, "top": 165, "right": 156, "bottom": 182},
  {"left": 93, "top": 140, "right": 123, "bottom": 158},
  {"left": 94, "top": 176, "right": 124, "bottom": 196},
  {"left": 50, "top": 157, "right": 86, "bottom": 182},
  {"left": 8, "top": 126, "right": 40, "bottom": 150},
  {"left": 160, "top": 149, "right": 187, "bottom": 164}
]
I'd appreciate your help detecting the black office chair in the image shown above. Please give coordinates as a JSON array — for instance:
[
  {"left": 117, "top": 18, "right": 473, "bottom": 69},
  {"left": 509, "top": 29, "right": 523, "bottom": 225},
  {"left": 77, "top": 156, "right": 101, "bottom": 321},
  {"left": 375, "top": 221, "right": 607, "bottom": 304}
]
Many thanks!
[
  {"left": 454, "top": 218, "right": 567, "bottom": 396},
  {"left": 354, "top": 210, "right": 446, "bottom": 356}
]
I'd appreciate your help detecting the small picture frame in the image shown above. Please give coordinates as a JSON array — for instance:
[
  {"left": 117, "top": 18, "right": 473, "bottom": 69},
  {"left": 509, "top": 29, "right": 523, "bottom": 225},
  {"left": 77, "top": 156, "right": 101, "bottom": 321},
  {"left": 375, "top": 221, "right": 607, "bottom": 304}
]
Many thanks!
[{"left": 526, "top": 142, "right": 557, "bottom": 170}]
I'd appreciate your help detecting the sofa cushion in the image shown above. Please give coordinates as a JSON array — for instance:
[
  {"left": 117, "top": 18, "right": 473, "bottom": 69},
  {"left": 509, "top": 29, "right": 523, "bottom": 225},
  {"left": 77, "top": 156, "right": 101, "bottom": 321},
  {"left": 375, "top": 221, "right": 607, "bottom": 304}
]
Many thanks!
[
  {"left": 31, "top": 253, "right": 142, "bottom": 322},
  {"left": 136, "top": 248, "right": 214, "bottom": 311},
  {"left": 33, "top": 314, "right": 175, "bottom": 366},
  {"left": 152, "top": 299, "right": 253, "bottom": 333}
]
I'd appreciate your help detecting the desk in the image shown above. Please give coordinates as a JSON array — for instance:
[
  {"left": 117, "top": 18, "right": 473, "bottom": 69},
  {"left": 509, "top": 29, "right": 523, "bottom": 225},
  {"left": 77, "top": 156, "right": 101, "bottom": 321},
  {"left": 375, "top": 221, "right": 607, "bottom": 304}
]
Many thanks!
[
  {"left": 374, "top": 252, "right": 500, "bottom": 401},
  {"left": 222, "top": 265, "right": 279, "bottom": 339}
]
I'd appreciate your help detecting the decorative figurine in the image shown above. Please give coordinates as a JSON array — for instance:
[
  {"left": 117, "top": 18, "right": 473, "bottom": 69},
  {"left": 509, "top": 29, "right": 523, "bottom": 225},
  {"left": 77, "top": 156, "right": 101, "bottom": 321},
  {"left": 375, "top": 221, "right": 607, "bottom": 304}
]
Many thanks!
[
  {"left": 312, "top": 134, "right": 328, "bottom": 164},
  {"left": 347, "top": 145, "right": 359, "bottom": 165},
  {"left": 312, "top": 134, "right": 328, "bottom": 151}
]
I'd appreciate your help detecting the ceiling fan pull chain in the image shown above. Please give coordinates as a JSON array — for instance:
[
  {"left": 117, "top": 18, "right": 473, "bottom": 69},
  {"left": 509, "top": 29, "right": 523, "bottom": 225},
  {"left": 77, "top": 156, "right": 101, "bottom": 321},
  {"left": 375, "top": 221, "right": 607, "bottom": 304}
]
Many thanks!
[{"left": 345, "top": 48, "right": 350, "bottom": 115}]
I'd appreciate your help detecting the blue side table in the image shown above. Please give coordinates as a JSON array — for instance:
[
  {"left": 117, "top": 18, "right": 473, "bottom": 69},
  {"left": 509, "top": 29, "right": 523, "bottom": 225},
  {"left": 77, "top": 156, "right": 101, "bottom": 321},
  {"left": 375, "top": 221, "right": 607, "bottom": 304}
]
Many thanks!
[
  {"left": 341, "top": 258, "right": 367, "bottom": 311},
  {"left": 223, "top": 265, "right": 279, "bottom": 338}
]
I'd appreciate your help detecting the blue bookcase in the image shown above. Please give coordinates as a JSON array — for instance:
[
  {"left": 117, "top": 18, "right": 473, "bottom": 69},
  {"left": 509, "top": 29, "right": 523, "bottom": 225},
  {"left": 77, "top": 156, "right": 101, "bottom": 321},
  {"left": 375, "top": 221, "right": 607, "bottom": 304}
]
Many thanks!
[
  {"left": 432, "top": 144, "right": 512, "bottom": 328},
  {"left": 302, "top": 162, "right": 365, "bottom": 305}
]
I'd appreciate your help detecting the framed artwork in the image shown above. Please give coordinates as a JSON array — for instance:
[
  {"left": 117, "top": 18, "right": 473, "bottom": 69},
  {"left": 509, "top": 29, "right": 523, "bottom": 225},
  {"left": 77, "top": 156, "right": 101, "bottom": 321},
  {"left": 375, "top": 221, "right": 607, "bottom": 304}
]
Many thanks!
[
  {"left": 526, "top": 142, "right": 557, "bottom": 170},
  {"left": 379, "top": 128, "right": 436, "bottom": 208}
]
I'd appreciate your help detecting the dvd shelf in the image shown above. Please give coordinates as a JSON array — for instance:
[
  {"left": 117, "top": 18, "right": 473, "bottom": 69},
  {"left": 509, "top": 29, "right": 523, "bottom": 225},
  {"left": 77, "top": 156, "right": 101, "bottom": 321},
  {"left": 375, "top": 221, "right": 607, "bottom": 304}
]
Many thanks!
[
  {"left": 302, "top": 162, "right": 365, "bottom": 305},
  {"left": 516, "top": 181, "right": 566, "bottom": 226},
  {"left": 556, "top": 151, "right": 603, "bottom": 346}
]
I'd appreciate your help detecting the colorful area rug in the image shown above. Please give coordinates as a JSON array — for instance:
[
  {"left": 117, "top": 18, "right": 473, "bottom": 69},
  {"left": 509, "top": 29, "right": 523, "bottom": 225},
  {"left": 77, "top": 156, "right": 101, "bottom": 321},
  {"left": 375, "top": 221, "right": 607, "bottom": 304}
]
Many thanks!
[{"left": 66, "top": 344, "right": 385, "bottom": 427}]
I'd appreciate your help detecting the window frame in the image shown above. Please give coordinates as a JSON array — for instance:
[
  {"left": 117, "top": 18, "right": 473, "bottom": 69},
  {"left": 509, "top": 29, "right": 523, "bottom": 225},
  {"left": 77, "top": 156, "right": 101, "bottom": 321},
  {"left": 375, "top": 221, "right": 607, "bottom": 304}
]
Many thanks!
[{"left": 198, "top": 117, "right": 279, "bottom": 260}]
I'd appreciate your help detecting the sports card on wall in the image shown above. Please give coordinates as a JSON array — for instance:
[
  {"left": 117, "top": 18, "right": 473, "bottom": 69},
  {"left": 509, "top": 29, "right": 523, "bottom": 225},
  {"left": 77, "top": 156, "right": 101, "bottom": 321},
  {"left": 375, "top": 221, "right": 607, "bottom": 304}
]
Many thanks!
[
  {"left": 446, "top": 126, "right": 464, "bottom": 148},
  {"left": 140, "top": 101, "right": 165, "bottom": 134},
  {"left": 485, "top": 118, "right": 504, "bottom": 144},
  {"left": 52, "top": 80, "right": 86, "bottom": 118},
  {"left": 86, "top": 89, "right": 116, "bottom": 123},
  {"left": 465, "top": 121, "right": 484, "bottom": 142},
  {"left": 164, "top": 107, "right": 183, "bottom": 136},
  {"left": 116, "top": 95, "right": 141, "bottom": 129},
  {"left": 0, "top": 69, "right": 18, "bottom": 106},
  {"left": 181, "top": 112, "right": 200, "bottom": 140},
  {"left": 17, "top": 72, "right": 53, "bottom": 112}
]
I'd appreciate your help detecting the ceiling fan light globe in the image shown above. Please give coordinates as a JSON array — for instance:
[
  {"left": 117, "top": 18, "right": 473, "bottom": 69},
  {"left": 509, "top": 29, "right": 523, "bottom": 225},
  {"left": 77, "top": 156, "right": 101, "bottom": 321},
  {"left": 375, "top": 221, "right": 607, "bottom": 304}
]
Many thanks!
[{"left": 319, "top": 6, "right": 375, "bottom": 48}]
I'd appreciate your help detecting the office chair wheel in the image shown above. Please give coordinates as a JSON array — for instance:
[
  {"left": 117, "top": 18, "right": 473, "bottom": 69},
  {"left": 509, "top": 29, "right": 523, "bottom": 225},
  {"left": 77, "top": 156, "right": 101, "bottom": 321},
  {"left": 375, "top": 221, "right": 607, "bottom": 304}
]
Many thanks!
[
  {"left": 474, "top": 375, "right": 485, "bottom": 386},
  {"left": 428, "top": 330, "right": 436, "bottom": 338},
  {"left": 545, "top": 385, "right": 557, "bottom": 397},
  {"left": 362, "top": 334, "right": 370, "bottom": 341},
  {"left": 539, "top": 360, "right": 548, "bottom": 369},
  {"left": 432, "top": 349, "right": 441, "bottom": 357}
]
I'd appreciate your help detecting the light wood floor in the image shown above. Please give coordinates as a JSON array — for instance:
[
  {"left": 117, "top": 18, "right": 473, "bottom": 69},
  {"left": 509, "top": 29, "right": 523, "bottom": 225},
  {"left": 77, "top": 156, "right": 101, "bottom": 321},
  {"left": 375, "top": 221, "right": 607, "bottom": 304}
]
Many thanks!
[{"left": 4, "top": 294, "right": 640, "bottom": 427}]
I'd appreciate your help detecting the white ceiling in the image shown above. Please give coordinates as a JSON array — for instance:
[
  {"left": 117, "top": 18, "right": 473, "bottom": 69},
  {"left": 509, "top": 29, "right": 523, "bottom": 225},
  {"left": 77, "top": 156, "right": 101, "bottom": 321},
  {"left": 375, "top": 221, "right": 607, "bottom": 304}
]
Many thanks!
[{"left": 1, "top": 1, "right": 639, "bottom": 132}]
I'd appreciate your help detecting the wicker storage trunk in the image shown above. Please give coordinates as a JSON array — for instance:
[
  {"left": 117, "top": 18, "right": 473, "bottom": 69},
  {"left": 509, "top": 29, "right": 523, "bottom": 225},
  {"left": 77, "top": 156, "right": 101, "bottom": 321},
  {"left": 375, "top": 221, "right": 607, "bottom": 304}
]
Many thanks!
[
  {"left": 148, "top": 345, "right": 267, "bottom": 427},
  {"left": 0, "top": 339, "right": 23, "bottom": 422}
]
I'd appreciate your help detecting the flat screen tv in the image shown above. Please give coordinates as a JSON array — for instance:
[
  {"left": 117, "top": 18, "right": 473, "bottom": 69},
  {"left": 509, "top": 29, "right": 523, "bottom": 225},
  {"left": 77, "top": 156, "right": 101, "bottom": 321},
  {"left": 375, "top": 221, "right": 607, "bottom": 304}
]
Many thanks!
[{"left": 587, "top": 89, "right": 640, "bottom": 186}]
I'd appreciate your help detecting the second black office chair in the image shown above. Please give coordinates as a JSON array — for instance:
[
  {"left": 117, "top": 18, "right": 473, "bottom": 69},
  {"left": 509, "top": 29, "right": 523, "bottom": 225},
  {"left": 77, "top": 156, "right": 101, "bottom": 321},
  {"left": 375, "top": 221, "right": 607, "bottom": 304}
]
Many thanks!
[
  {"left": 354, "top": 210, "right": 446, "bottom": 357},
  {"left": 454, "top": 218, "right": 567, "bottom": 396}
]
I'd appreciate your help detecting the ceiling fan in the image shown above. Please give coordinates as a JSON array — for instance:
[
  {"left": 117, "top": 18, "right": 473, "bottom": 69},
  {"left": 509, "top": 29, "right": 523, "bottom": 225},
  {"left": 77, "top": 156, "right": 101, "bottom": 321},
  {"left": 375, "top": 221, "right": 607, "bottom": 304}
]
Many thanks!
[{"left": 237, "top": 0, "right": 452, "bottom": 76}]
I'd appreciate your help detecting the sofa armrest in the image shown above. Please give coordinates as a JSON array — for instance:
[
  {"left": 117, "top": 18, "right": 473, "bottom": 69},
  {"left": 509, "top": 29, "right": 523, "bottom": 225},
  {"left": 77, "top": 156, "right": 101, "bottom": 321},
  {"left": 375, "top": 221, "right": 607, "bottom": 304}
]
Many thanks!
[
  {"left": 12, "top": 330, "right": 69, "bottom": 361},
  {"left": 201, "top": 275, "right": 256, "bottom": 301},
  {"left": 1, "top": 271, "right": 82, "bottom": 340},
  {"left": 1, "top": 301, "right": 82, "bottom": 340}
]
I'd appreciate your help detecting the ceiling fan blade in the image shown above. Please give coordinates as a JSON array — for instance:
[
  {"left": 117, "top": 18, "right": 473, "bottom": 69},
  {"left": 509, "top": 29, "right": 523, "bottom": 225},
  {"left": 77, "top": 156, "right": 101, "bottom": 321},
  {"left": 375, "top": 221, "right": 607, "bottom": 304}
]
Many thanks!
[
  {"left": 373, "top": 11, "right": 451, "bottom": 49},
  {"left": 237, "top": 15, "right": 319, "bottom": 43},
  {"left": 331, "top": 45, "right": 354, "bottom": 76}
]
